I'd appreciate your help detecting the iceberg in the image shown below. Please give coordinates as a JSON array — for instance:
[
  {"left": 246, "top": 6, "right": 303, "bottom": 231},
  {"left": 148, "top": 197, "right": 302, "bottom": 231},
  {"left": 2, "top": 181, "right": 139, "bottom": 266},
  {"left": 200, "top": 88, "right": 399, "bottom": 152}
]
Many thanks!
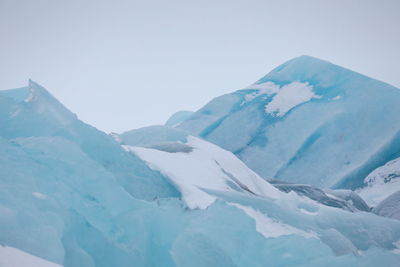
[
  {"left": 0, "top": 81, "right": 180, "bottom": 200},
  {"left": 1, "top": 59, "right": 400, "bottom": 266},
  {"left": 177, "top": 56, "right": 400, "bottom": 190}
]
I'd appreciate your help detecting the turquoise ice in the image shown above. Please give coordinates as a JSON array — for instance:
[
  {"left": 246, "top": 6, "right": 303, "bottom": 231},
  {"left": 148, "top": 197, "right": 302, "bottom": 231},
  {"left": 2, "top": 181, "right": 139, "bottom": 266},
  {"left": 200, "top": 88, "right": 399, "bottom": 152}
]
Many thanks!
[
  {"left": 0, "top": 81, "right": 180, "bottom": 200},
  {"left": 178, "top": 56, "right": 400, "bottom": 189},
  {"left": 1, "top": 60, "right": 400, "bottom": 266}
]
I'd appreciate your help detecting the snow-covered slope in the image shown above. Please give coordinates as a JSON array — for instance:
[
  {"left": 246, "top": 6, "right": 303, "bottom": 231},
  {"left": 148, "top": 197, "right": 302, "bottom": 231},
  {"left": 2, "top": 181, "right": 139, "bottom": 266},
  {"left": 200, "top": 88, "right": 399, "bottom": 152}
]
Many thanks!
[
  {"left": 357, "top": 157, "right": 400, "bottom": 206},
  {"left": 125, "top": 135, "right": 281, "bottom": 209},
  {"left": 177, "top": 56, "right": 400, "bottom": 189}
]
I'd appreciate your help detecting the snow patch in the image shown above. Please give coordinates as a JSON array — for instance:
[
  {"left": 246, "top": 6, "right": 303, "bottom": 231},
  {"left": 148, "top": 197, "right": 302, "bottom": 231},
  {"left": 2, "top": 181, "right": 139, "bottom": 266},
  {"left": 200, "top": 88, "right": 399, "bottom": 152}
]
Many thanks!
[
  {"left": 243, "top": 81, "right": 280, "bottom": 102},
  {"left": 0, "top": 246, "right": 61, "bottom": 267},
  {"left": 127, "top": 145, "right": 219, "bottom": 209},
  {"left": 265, "top": 81, "right": 318, "bottom": 116}
]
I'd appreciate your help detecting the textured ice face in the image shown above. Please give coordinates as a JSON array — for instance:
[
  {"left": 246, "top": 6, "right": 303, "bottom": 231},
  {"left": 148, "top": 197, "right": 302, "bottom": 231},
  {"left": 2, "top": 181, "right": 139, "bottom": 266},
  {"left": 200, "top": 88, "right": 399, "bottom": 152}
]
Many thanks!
[{"left": 177, "top": 56, "right": 400, "bottom": 189}]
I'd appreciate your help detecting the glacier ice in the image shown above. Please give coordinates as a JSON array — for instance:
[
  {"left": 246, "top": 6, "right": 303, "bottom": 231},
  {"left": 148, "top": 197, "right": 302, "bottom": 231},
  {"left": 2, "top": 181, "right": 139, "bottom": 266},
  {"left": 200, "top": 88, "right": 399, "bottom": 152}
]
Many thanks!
[
  {"left": 1, "top": 59, "right": 400, "bottom": 267},
  {"left": 0, "top": 81, "right": 180, "bottom": 201},
  {"left": 177, "top": 56, "right": 400, "bottom": 190}
]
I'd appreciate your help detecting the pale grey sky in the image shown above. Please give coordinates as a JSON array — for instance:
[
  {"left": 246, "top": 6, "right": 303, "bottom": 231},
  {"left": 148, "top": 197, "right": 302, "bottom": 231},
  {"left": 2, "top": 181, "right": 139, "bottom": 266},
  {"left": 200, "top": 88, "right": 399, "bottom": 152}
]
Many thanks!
[{"left": 1, "top": 0, "right": 399, "bottom": 133}]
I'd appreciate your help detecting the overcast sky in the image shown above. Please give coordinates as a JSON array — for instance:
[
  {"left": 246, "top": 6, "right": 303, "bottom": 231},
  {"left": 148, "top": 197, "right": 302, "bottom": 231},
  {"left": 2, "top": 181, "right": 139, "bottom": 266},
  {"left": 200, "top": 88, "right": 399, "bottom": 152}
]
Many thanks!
[{"left": 1, "top": 0, "right": 399, "bottom": 133}]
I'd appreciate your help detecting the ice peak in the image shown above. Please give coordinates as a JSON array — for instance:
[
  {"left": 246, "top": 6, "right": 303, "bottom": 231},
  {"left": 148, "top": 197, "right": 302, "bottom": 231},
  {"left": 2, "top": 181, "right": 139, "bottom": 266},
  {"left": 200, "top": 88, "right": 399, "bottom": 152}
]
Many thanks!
[
  {"left": 27, "top": 79, "right": 52, "bottom": 100},
  {"left": 286, "top": 55, "right": 332, "bottom": 65},
  {"left": 26, "top": 79, "right": 77, "bottom": 123},
  {"left": 256, "top": 55, "right": 356, "bottom": 88},
  {"left": 0, "top": 79, "right": 49, "bottom": 104},
  {"left": 266, "top": 55, "right": 335, "bottom": 76}
]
